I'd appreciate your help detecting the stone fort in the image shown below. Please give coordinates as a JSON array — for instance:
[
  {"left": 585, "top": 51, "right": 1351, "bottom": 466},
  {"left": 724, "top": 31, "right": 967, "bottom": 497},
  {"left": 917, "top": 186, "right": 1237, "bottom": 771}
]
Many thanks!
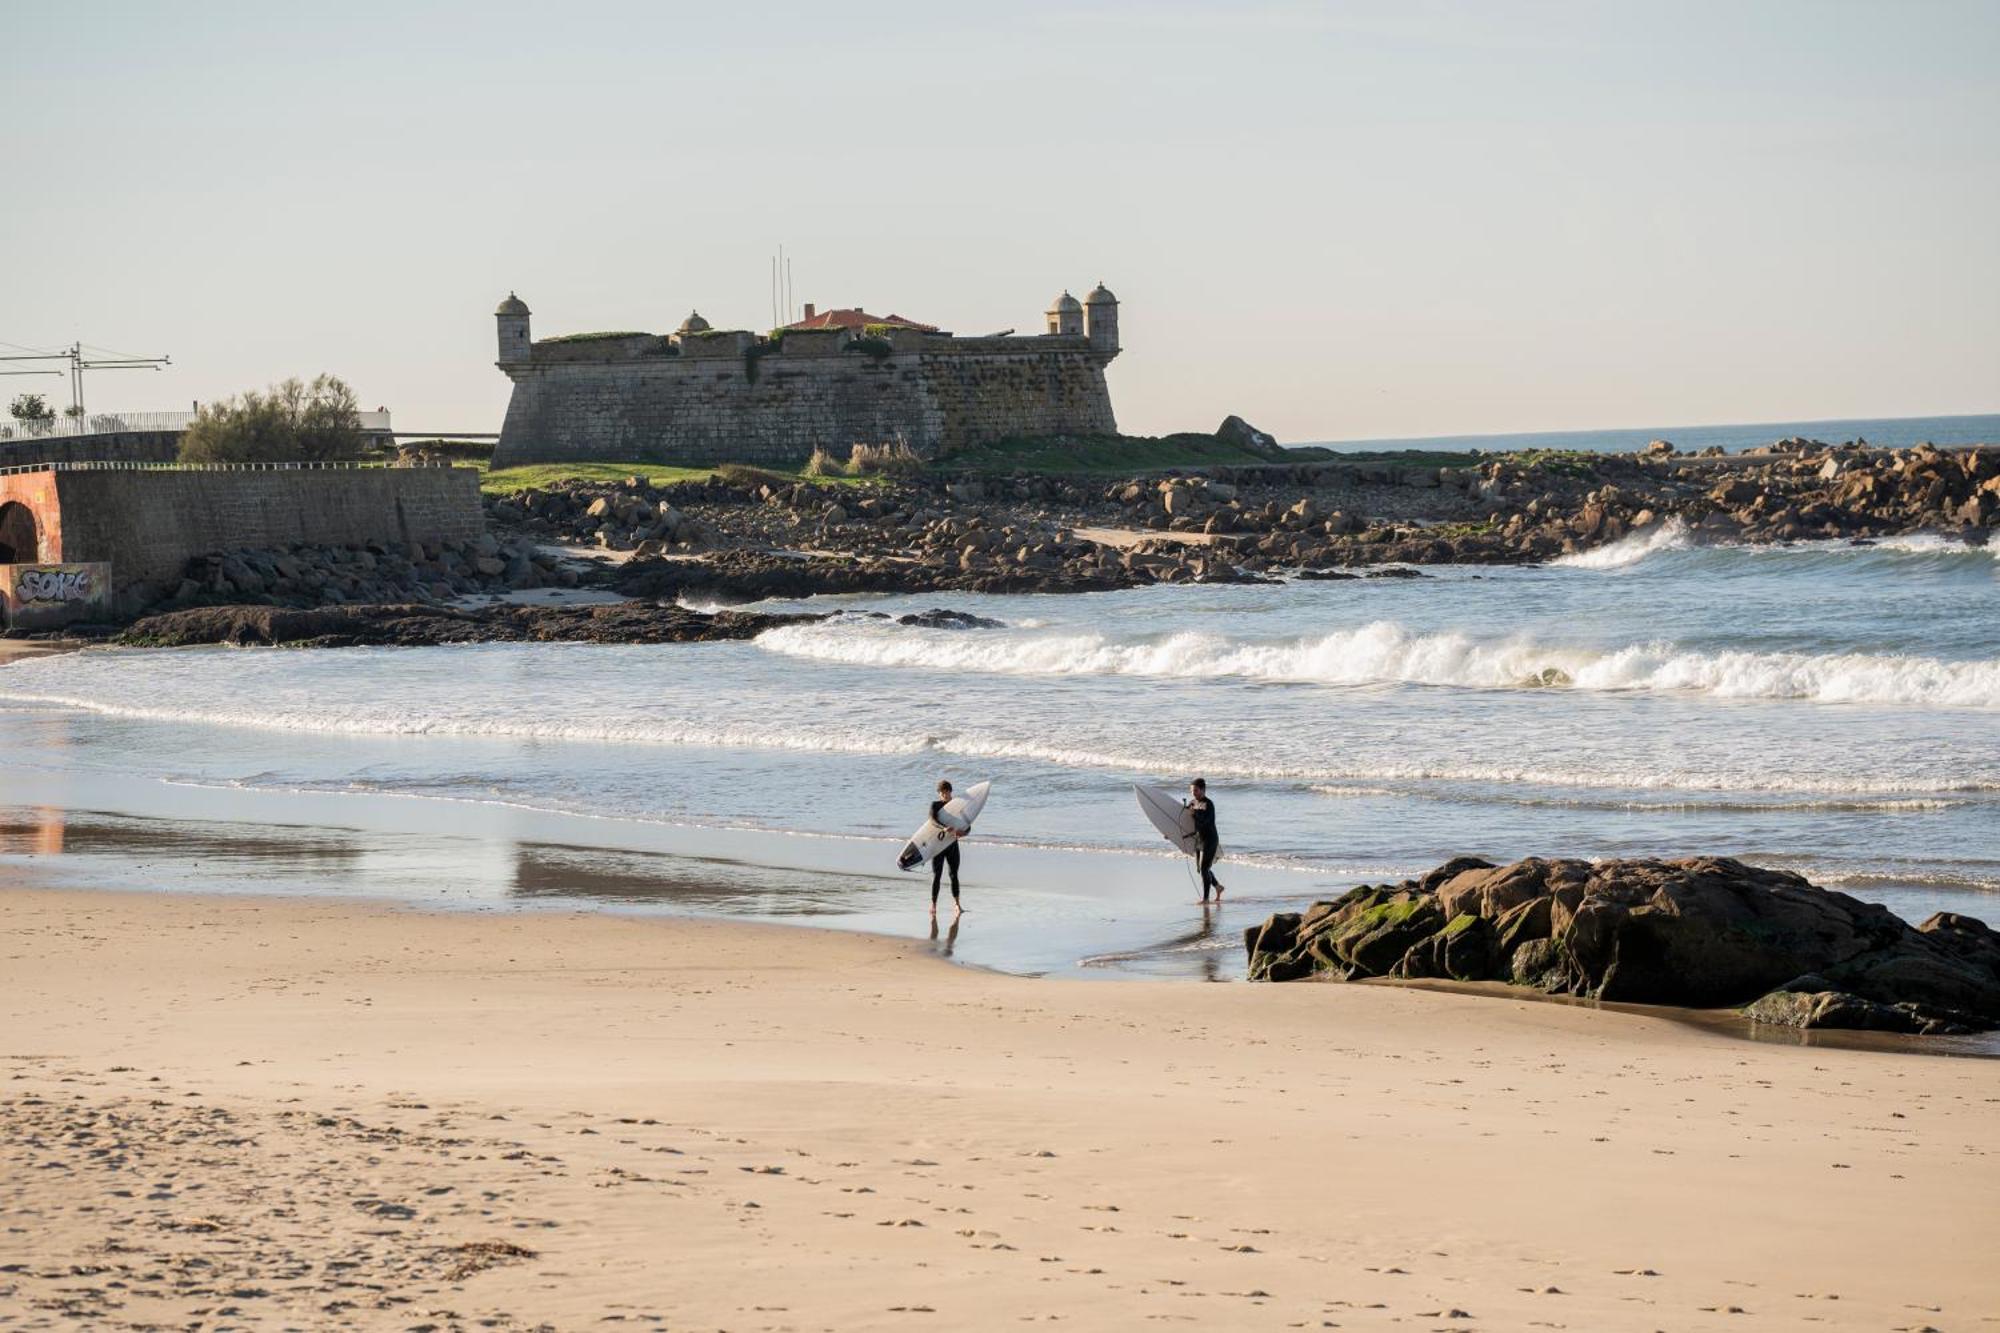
[{"left": 490, "top": 284, "right": 1121, "bottom": 468}]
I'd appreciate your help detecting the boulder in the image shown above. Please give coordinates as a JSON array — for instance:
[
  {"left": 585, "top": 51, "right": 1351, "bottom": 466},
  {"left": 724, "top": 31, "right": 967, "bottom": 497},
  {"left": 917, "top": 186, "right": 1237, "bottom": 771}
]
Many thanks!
[
  {"left": 1216, "top": 414, "right": 1286, "bottom": 459},
  {"left": 1243, "top": 855, "right": 2000, "bottom": 1034}
]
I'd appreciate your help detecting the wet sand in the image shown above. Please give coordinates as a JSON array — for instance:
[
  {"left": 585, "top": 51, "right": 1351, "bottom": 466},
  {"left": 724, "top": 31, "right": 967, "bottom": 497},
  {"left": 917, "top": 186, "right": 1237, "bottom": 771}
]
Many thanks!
[
  {"left": 0, "top": 638, "right": 83, "bottom": 665},
  {"left": 3, "top": 884, "right": 1996, "bottom": 1331}
]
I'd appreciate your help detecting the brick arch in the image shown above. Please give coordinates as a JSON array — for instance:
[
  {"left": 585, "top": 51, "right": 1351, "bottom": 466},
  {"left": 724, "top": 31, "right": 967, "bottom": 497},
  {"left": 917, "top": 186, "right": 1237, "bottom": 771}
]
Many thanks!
[
  {"left": 0, "top": 500, "right": 40, "bottom": 564},
  {"left": 0, "top": 473, "right": 60, "bottom": 566}
]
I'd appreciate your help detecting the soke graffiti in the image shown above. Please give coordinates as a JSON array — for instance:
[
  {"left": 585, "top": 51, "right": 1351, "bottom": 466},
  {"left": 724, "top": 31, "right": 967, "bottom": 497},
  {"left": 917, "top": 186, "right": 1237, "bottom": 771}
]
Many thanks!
[{"left": 14, "top": 566, "right": 96, "bottom": 604}]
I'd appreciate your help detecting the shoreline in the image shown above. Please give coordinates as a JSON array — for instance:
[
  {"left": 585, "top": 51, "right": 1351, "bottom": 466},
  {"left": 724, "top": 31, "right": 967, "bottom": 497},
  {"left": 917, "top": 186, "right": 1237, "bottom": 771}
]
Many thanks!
[
  {"left": 4, "top": 881, "right": 1997, "bottom": 1329},
  {"left": 32, "top": 861, "right": 2000, "bottom": 1068}
]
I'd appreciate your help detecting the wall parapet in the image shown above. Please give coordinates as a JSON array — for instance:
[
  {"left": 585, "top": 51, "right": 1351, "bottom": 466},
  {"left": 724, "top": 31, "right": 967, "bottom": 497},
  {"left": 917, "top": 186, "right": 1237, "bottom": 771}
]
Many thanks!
[{"left": 0, "top": 460, "right": 461, "bottom": 478}]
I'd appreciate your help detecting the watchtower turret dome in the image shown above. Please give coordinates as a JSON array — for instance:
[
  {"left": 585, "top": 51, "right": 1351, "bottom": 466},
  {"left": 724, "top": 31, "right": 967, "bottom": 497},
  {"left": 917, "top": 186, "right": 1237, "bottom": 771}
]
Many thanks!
[
  {"left": 495, "top": 292, "right": 531, "bottom": 317},
  {"left": 1046, "top": 290, "right": 1084, "bottom": 337},
  {"left": 1083, "top": 282, "right": 1119, "bottom": 355},
  {"left": 676, "top": 311, "right": 712, "bottom": 335}
]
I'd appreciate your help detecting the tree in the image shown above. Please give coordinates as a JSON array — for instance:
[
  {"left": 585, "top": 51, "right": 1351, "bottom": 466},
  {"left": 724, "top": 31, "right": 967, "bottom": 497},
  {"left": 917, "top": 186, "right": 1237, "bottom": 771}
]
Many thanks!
[
  {"left": 178, "top": 374, "right": 364, "bottom": 463},
  {"left": 9, "top": 393, "right": 55, "bottom": 424}
]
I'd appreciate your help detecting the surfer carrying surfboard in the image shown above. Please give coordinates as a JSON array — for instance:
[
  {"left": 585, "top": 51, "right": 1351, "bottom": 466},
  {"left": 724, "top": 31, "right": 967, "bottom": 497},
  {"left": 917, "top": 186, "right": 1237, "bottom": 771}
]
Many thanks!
[
  {"left": 929, "top": 780, "right": 965, "bottom": 918},
  {"left": 1188, "top": 778, "right": 1224, "bottom": 901}
]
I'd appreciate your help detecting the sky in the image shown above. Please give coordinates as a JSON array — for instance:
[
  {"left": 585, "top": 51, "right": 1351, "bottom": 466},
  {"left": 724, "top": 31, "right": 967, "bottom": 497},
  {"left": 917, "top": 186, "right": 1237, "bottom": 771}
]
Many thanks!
[{"left": 3, "top": 1, "right": 1997, "bottom": 443}]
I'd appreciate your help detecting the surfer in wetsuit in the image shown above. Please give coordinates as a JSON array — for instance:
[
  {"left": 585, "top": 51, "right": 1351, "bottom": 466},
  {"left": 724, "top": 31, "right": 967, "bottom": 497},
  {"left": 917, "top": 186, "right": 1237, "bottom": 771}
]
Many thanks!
[
  {"left": 1188, "top": 778, "right": 1223, "bottom": 902},
  {"left": 930, "top": 780, "right": 963, "bottom": 918}
]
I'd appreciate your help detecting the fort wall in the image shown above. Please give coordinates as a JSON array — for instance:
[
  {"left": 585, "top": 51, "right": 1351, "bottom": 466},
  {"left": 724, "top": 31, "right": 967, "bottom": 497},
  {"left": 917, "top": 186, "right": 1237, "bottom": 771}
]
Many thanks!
[
  {"left": 0, "top": 465, "right": 483, "bottom": 606},
  {"left": 492, "top": 339, "right": 1116, "bottom": 468}
]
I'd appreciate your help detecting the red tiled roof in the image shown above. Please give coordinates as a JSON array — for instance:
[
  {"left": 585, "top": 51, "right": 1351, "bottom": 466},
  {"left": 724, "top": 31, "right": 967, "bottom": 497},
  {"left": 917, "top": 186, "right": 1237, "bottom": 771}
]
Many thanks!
[{"left": 781, "top": 307, "right": 938, "bottom": 333}]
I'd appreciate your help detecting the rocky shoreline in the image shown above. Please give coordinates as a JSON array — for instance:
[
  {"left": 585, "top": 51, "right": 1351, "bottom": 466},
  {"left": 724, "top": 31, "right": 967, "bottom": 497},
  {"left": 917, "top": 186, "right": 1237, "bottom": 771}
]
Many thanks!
[
  {"left": 6, "top": 438, "right": 1991, "bottom": 649},
  {"left": 1243, "top": 855, "right": 2000, "bottom": 1035},
  {"left": 491, "top": 437, "right": 1997, "bottom": 589}
]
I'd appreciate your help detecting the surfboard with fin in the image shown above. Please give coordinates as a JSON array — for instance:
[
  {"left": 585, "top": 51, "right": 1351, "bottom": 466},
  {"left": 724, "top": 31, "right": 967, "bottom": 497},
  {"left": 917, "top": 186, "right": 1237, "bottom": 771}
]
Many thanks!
[
  {"left": 897, "top": 780, "right": 991, "bottom": 870},
  {"left": 1134, "top": 783, "right": 1219, "bottom": 860}
]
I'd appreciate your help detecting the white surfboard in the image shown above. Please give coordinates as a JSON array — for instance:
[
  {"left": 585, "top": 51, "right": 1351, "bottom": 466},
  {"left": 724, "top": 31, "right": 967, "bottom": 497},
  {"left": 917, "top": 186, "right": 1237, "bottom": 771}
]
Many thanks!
[
  {"left": 897, "top": 781, "right": 991, "bottom": 871},
  {"left": 1134, "top": 784, "right": 1218, "bottom": 860}
]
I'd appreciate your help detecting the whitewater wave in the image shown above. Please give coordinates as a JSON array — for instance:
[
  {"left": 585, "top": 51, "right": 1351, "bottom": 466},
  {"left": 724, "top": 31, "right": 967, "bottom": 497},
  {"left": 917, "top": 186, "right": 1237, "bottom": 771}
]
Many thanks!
[
  {"left": 5, "top": 680, "right": 1991, "bottom": 796},
  {"left": 1552, "top": 518, "right": 1692, "bottom": 570},
  {"left": 753, "top": 618, "right": 2000, "bottom": 709},
  {"left": 1550, "top": 523, "right": 1996, "bottom": 574}
]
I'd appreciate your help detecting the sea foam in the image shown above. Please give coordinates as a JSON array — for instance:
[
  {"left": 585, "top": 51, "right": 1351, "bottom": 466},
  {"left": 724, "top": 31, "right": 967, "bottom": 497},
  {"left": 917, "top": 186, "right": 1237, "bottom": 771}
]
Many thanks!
[
  {"left": 753, "top": 618, "right": 2000, "bottom": 709},
  {"left": 1551, "top": 518, "right": 1692, "bottom": 570}
]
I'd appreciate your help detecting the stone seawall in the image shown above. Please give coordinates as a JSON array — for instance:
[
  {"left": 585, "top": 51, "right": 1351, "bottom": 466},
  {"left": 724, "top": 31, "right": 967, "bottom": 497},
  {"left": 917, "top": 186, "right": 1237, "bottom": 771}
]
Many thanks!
[
  {"left": 0, "top": 432, "right": 180, "bottom": 469},
  {"left": 0, "top": 467, "right": 483, "bottom": 607},
  {"left": 493, "top": 344, "right": 1115, "bottom": 467}
]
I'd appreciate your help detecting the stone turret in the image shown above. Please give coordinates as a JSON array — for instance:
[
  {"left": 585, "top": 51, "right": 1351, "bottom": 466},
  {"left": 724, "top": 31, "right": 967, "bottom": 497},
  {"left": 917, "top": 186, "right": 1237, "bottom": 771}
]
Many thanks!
[
  {"left": 1046, "top": 290, "right": 1083, "bottom": 337},
  {"left": 495, "top": 292, "right": 532, "bottom": 365},
  {"left": 1084, "top": 282, "right": 1119, "bottom": 357}
]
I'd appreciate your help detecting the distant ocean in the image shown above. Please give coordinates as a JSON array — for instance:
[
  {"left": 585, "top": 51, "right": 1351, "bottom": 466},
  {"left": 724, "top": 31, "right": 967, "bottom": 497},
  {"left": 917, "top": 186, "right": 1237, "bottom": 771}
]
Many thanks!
[{"left": 1297, "top": 412, "right": 2000, "bottom": 456}]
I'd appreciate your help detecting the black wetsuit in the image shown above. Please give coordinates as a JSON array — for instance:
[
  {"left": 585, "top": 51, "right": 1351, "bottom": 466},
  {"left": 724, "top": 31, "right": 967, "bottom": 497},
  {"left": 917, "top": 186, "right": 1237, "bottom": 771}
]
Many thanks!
[
  {"left": 930, "top": 799, "right": 961, "bottom": 907},
  {"left": 1188, "top": 796, "right": 1221, "bottom": 896}
]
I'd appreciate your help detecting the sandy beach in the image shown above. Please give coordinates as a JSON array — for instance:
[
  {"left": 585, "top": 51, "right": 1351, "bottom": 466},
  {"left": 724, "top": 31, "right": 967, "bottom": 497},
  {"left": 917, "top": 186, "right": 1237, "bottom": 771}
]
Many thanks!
[{"left": 3, "top": 885, "right": 1995, "bottom": 1331}]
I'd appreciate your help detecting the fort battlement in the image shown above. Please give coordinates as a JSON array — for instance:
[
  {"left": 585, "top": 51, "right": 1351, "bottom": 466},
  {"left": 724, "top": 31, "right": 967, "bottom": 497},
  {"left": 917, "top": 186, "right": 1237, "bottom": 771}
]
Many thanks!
[{"left": 489, "top": 286, "right": 1122, "bottom": 469}]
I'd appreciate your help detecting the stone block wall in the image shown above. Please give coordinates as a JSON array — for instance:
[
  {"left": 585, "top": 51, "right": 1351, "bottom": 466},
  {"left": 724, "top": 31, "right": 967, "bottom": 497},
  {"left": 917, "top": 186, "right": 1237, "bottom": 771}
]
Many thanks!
[
  {"left": 492, "top": 337, "right": 1116, "bottom": 467},
  {"left": 921, "top": 348, "right": 1117, "bottom": 454},
  {"left": 38, "top": 466, "right": 483, "bottom": 599},
  {"left": 0, "top": 432, "right": 180, "bottom": 469}
]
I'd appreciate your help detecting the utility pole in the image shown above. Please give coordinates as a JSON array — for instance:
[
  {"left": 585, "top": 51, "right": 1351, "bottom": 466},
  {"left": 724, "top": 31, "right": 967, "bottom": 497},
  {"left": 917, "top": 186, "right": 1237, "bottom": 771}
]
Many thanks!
[{"left": 0, "top": 342, "right": 170, "bottom": 416}]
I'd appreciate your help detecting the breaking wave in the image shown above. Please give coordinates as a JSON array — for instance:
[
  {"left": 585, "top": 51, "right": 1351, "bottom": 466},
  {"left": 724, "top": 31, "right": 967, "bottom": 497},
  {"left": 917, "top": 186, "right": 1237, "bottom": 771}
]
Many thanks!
[
  {"left": 1551, "top": 518, "right": 1692, "bottom": 570},
  {"left": 753, "top": 618, "right": 2000, "bottom": 709}
]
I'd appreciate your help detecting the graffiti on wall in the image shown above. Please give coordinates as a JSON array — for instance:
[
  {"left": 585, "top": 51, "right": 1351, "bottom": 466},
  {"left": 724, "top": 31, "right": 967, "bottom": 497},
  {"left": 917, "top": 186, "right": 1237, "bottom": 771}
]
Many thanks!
[
  {"left": 0, "top": 561, "right": 112, "bottom": 628},
  {"left": 15, "top": 565, "right": 95, "bottom": 604}
]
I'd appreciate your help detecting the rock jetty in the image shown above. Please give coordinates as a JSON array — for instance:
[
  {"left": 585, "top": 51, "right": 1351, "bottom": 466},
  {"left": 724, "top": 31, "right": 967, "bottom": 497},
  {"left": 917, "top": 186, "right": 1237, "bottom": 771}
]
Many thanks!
[
  {"left": 1243, "top": 855, "right": 2000, "bottom": 1035},
  {"left": 117, "top": 602, "right": 816, "bottom": 649}
]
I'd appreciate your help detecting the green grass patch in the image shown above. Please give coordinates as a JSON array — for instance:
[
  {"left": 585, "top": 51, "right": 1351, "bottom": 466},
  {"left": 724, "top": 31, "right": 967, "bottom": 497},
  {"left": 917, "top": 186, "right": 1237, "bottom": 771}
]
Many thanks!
[
  {"left": 1507, "top": 448, "right": 1597, "bottom": 475},
  {"left": 1423, "top": 516, "right": 1501, "bottom": 539},
  {"left": 479, "top": 460, "right": 879, "bottom": 495},
  {"left": 481, "top": 462, "right": 718, "bottom": 494}
]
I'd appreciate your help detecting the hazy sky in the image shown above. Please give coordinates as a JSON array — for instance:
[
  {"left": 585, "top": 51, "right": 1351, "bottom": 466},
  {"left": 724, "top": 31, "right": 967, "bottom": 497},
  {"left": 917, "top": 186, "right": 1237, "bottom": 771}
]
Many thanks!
[{"left": 5, "top": 1, "right": 1997, "bottom": 442}]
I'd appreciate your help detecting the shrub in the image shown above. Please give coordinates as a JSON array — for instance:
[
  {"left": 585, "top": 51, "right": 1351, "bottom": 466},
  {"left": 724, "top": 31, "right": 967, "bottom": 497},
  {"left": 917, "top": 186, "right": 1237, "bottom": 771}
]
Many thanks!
[
  {"left": 845, "top": 335, "right": 893, "bottom": 361},
  {"left": 845, "top": 441, "right": 923, "bottom": 476},
  {"left": 179, "top": 374, "right": 364, "bottom": 463},
  {"left": 8, "top": 393, "right": 55, "bottom": 425},
  {"left": 803, "top": 447, "right": 842, "bottom": 478}
]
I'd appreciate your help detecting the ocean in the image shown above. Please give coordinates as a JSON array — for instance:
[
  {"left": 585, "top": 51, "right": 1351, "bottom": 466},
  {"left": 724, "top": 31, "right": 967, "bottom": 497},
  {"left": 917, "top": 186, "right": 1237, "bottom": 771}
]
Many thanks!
[
  {"left": 2, "top": 523, "right": 1995, "bottom": 982},
  {"left": 1300, "top": 411, "right": 2000, "bottom": 455}
]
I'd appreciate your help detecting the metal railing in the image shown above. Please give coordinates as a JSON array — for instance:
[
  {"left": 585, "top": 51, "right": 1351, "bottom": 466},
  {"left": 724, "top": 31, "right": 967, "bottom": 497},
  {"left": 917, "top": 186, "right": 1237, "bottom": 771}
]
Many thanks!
[
  {"left": 0, "top": 459, "right": 458, "bottom": 478},
  {"left": 0, "top": 410, "right": 395, "bottom": 442}
]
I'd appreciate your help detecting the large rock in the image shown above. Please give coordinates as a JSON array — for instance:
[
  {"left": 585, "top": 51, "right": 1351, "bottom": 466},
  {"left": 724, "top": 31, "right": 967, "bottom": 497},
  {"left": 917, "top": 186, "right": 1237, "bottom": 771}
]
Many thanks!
[
  {"left": 1244, "top": 856, "right": 2000, "bottom": 1034},
  {"left": 1216, "top": 415, "right": 1287, "bottom": 459}
]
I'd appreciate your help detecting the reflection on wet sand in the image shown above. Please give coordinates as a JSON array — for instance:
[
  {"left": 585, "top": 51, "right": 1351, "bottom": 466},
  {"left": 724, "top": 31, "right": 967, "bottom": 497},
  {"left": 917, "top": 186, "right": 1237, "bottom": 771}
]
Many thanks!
[
  {"left": 1078, "top": 896, "right": 1230, "bottom": 982},
  {"left": 508, "top": 841, "right": 884, "bottom": 917},
  {"left": 928, "top": 913, "right": 961, "bottom": 958},
  {"left": 0, "top": 806, "right": 67, "bottom": 857},
  {"left": 0, "top": 807, "right": 362, "bottom": 866}
]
